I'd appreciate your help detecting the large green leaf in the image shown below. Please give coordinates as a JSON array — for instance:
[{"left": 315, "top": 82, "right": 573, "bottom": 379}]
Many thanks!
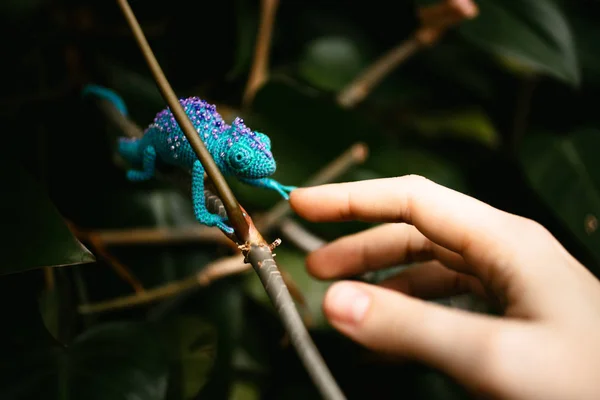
[
  {"left": 458, "top": 0, "right": 579, "bottom": 85},
  {"left": 158, "top": 315, "right": 217, "bottom": 400},
  {"left": 297, "top": 35, "right": 369, "bottom": 92},
  {"left": 558, "top": 2, "right": 600, "bottom": 84},
  {"left": 403, "top": 107, "right": 499, "bottom": 149},
  {"left": 0, "top": 157, "right": 94, "bottom": 275},
  {"left": 519, "top": 129, "right": 600, "bottom": 273},
  {"left": 0, "top": 321, "right": 169, "bottom": 400}
]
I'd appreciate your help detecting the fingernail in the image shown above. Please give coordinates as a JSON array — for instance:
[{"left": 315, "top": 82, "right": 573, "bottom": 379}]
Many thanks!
[{"left": 326, "top": 282, "right": 371, "bottom": 325}]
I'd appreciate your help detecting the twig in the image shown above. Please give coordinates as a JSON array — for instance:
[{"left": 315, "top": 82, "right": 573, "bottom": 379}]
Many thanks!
[
  {"left": 336, "top": 38, "right": 422, "bottom": 109},
  {"left": 279, "top": 218, "right": 327, "bottom": 253},
  {"left": 242, "top": 0, "right": 279, "bottom": 109},
  {"left": 256, "top": 142, "right": 369, "bottom": 232},
  {"left": 44, "top": 267, "right": 55, "bottom": 291},
  {"left": 68, "top": 221, "right": 146, "bottom": 293},
  {"left": 83, "top": 225, "right": 230, "bottom": 247},
  {"left": 78, "top": 255, "right": 249, "bottom": 314},
  {"left": 116, "top": 0, "right": 249, "bottom": 238},
  {"left": 113, "top": 3, "right": 346, "bottom": 398},
  {"left": 336, "top": 0, "right": 479, "bottom": 109}
]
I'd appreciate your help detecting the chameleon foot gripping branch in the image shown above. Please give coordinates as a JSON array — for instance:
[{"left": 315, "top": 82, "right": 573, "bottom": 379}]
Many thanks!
[{"left": 84, "top": 84, "right": 346, "bottom": 400}]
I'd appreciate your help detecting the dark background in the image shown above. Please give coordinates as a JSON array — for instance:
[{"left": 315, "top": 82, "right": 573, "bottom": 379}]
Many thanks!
[{"left": 1, "top": 0, "right": 600, "bottom": 398}]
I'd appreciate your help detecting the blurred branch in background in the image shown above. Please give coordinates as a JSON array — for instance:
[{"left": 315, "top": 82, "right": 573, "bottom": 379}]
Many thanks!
[
  {"left": 78, "top": 255, "right": 247, "bottom": 314},
  {"left": 242, "top": 0, "right": 279, "bottom": 109},
  {"left": 337, "top": 0, "right": 479, "bottom": 108},
  {"left": 280, "top": 218, "right": 327, "bottom": 253},
  {"left": 69, "top": 222, "right": 146, "bottom": 293}
]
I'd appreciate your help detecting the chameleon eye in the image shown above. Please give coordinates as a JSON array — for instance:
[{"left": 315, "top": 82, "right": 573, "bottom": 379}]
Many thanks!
[{"left": 228, "top": 146, "right": 251, "bottom": 170}]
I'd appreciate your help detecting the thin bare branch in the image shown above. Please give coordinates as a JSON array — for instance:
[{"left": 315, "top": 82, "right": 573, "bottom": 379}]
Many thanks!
[
  {"left": 69, "top": 221, "right": 146, "bottom": 293},
  {"left": 78, "top": 255, "right": 249, "bottom": 314},
  {"left": 93, "top": 4, "right": 347, "bottom": 396},
  {"left": 242, "top": 0, "right": 280, "bottom": 109},
  {"left": 337, "top": 0, "right": 478, "bottom": 109},
  {"left": 84, "top": 225, "right": 230, "bottom": 247},
  {"left": 337, "top": 38, "right": 422, "bottom": 109},
  {"left": 279, "top": 218, "right": 327, "bottom": 253}
]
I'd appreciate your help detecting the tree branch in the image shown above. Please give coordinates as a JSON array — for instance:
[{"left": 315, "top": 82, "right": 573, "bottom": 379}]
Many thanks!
[
  {"left": 116, "top": 0, "right": 249, "bottom": 238},
  {"left": 242, "top": 0, "right": 279, "bottom": 109},
  {"left": 68, "top": 220, "right": 146, "bottom": 293},
  {"left": 337, "top": 37, "right": 422, "bottom": 109},
  {"left": 337, "top": 0, "right": 479, "bottom": 109},
  {"left": 279, "top": 218, "right": 327, "bottom": 253},
  {"left": 247, "top": 244, "right": 345, "bottom": 400},
  {"left": 78, "top": 255, "right": 249, "bottom": 314},
  {"left": 105, "top": 2, "right": 347, "bottom": 397}
]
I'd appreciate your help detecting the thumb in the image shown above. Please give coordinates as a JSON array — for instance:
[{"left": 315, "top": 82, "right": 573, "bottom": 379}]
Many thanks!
[{"left": 323, "top": 281, "right": 504, "bottom": 389}]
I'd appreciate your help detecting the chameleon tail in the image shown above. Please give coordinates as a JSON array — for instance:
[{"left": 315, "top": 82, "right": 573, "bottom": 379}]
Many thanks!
[{"left": 81, "top": 84, "right": 129, "bottom": 117}]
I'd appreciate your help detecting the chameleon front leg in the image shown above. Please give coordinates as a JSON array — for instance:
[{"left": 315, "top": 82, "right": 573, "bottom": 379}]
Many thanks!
[
  {"left": 192, "top": 160, "right": 234, "bottom": 234},
  {"left": 126, "top": 145, "right": 157, "bottom": 181},
  {"left": 240, "top": 178, "right": 297, "bottom": 200}
]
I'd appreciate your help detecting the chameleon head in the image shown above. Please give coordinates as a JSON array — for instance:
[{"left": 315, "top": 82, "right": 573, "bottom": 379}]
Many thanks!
[{"left": 225, "top": 121, "right": 276, "bottom": 178}]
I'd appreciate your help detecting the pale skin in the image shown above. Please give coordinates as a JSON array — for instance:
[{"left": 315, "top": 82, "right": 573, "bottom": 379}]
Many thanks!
[{"left": 289, "top": 175, "right": 600, "bottom": 400}]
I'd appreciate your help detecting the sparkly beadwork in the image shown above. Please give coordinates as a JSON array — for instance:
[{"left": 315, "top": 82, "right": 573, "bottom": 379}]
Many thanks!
[{"left": 83, "top": 85, "right": 297, "bottom": 234}]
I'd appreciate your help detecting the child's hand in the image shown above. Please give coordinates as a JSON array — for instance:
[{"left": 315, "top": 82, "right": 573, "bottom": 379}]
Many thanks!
[{"left": 291, "top": 175, "right": 600, "bottom": 400}]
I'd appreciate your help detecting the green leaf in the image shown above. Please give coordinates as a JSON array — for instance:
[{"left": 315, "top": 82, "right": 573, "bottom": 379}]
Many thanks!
[
  {"left": 406, "top": 107, "right": 499, "bottom": 148},
  {"left": 557, "top": 2, "right": 600, "bottom": 84},
  {"left": 230, "top": 380, "right": 261, "bottom": 400},
  {"left": 519, "top": 129, "right": 600, "bottom": 272},
  {"left": 158, "top": 315, "right": 217, "bottom": 400},
  {"left": 0, "top": 321, "right": 169, "bottom": 400},
  {"left": 458, "top": 0, "right": 579, "bottom": 85},
  {"left": 38, "top": 286, "right": 60, "bottom": 341},
  {"left": 188, "top": 280, "right": 246, "bottom": 399},
  {"left": 298, "top": 35, "right": 369, "bottom": 91},
  {"left": 364, "top": 144, "right": 469, "bottom": 193},
  {"left": 0, "top": 158, "right": 94, "bottom": 275}
]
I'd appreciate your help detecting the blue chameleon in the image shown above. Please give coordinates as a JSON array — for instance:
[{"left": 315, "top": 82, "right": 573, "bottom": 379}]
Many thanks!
[{"left": 82, "top": 84, "right": 296, "bottom": 234}]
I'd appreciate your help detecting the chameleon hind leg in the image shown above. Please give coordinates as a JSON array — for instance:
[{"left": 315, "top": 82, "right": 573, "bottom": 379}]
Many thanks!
[
  {"left": 192, "top": 160, "right": 234, "bottom": 234},
  {"left": 126, "top": 146, "right": 157, "bottom": 181}
]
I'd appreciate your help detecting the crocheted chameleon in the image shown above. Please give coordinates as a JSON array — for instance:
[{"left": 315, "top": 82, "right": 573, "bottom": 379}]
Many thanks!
[{"left": 83, "top": 84, "right": 296, "bottom": 234}]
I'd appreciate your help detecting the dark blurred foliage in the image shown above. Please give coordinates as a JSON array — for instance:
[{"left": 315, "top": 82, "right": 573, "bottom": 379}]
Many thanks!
[{"left": 2, "top": 0, "right": 600, "bottom": 398}]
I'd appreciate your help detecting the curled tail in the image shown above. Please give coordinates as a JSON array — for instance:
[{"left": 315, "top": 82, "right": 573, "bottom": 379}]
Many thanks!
[{"left": 81, "top": 84, "right": 129, "bottom": 117}]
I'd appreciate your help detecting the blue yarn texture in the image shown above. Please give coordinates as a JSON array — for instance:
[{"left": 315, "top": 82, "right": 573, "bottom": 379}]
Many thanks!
[{"left": 84, "top": 85, "right": 296, "bottom": 233}]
